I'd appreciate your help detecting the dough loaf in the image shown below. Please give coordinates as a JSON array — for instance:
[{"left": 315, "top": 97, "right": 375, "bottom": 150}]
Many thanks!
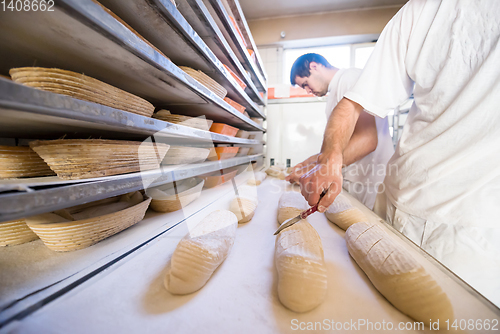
[
  {"left": 277, "top": 191, "right": 308, "bottom": 224},
  {"left": 164, "top": 210, "right": 237, "bottom": 295},
  {"left": 325, "top": 193, "right": 369, "bottom": 230},
  {"left": 275, "top": 219, "right": 327, "bottom": 312},
  {"left": 229, "top": 196, "right": 258, "bottom": 223},
  {"left": 345, "top": 223, "right": 453, "bottom": 327},
  {"left": 266, "top": 166, "right": 286, "bottom": 179},
  {"left": 247, "top": 171, "right": 267, "bottom": 186}
]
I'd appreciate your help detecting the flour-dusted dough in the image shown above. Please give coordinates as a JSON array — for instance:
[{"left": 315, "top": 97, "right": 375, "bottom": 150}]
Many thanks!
[
  {"left": 325, "top": 193, "right": 369, "bottom": 230},
  {"left": 277, "top": 191, "right": 308, "bottom": 224},
  {"left": 229, "top": 196, "right": 258, "bottom": 223},
  {"left": 247, "top": 171, "right": 267, "bottom": 186},
  {"left": 345, "top": 223, "right": 453, "bottom": 327},
  {"left": 265, "top": 165, "right": 286, "bottom": 180},
  {"left": 164, "top": 210, "right": 238, "bottom": 295},
  {"left": 265, "top": 166, "right": 281, "bottom": 177},
  {"left": 275, "top": 219, "right": 327, "bottom": 312}
]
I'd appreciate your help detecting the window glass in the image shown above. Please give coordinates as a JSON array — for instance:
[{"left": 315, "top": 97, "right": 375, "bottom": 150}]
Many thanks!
[{"left": 354, "top": 45, "right": 375, "bottom": 68}]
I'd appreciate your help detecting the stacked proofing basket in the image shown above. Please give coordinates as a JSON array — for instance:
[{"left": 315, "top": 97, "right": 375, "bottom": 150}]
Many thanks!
[
  {"left": 148, "top": 178, "right": 205, "bottom": 213},
  {"left": 9, "top": 67, "right": 155, "bottom": 117},
  {"left": 0, "top": 219, "right": 39, "bottom": 247},
  {"left": 3, "top": 65, "right": 171, "bottom": 251},
  {"left": 26, "top": 192, "right": 152, "bottom": 252},
  {"left": 30, "top": 139, "right": 169, "bottom": 180},
  {"left": 0, "top": 146, "right": 55, "bottom": 178},
  {"left": 179, "top": 66, "right": 227, "bottom": 99}
]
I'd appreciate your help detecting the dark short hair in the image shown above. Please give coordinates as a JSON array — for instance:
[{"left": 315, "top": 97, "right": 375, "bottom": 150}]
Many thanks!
[{"left": 290, "top": 53, "right": 333, "bottom": 85}]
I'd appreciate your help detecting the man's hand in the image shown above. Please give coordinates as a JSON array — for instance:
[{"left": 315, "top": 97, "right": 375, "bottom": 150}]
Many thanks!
[
  {"left": 285, "top": 153, "right": 319, "bottom": 184},
  {"left": 298, "top": 152, "right": 344, "bottom": 212}
]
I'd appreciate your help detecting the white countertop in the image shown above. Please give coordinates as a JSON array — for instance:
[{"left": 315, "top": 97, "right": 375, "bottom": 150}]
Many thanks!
[{"left": 3, "top": 177, "right": 499, "bottom": 334}]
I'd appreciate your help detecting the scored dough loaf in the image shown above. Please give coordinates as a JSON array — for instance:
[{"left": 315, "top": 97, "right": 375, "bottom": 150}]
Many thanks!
[
  {"left": 229, "top": 196, "right": 258, "bottom": 223},
  {"left": 277, "top": 191, "right": 308, "bottom": 225},
  {"left": 275, "top": 218, "right": 327, "bottom": 313},
  {"left": 345, "top": 223, "right": 453, "bottom": 327},
  {"left": 164, "top": 210, "right": 238, "bottom": 295},
  {"left": 325, "top": 193, "right": 369, "bottom": 230}
]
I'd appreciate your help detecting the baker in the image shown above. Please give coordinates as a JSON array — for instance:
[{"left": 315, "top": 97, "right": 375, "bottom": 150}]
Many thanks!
[
  {"left": 287, "top": 53, "right": 394, "bottom": 209},
  {"left": 297, "top": 0, "right": 500, "bottom": 304}
]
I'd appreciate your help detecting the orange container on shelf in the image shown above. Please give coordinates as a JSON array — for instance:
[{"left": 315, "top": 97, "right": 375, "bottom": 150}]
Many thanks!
[
  {"left": 229, "top": 16, "right": 247, "bottom": 48},
  {"left": 209, "top": 123, "right": 239, "bottom": 137},
  {"left": 222, "top": 64, "right": 247, "bottom": 90},
  {"left": 247, "top": 48, "right": 256, "bottom": 63},
  {"left": 223, "top": 97, "right": 246, "bottom": 114},
  {"left": 207, "top": 147, "right": 240, "bottom": 161}
]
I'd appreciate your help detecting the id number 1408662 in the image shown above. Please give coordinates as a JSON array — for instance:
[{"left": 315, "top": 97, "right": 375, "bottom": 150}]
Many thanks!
[{"left": 1, "top": 0, "right": 55, "bottom": 11}]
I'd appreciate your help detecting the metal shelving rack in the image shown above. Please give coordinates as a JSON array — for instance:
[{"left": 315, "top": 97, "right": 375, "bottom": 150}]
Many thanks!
[
  {"left": 0, "top": 155, "right": 262, "bottom": 222},
  {"left": 98, "top": 0, "right": 265, "bottom": 117},
  {"left": 0, "top": 0, "right": 266, "bottom": 327},
  {"left": 0, "top": 0, "right": 265, "bottom": 131},
  {"left": 0, "top": 78, "right": 263, "bottom": 144},
  {"left": 224, "top": 0, "right": 268, "bottom": 85},
  {"left": 176, "top": 0, "right": 266, "bottom": 105},
  {"left": 391, "top": 98, "right": 412, "bottom": 147},
  {"left": 202, "top": 0, "right": 268, "bottom": 93}
]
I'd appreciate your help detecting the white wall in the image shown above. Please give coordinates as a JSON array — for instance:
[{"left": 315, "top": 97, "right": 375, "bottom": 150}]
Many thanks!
[
  {"left": 266, "top": 100, "right": 327, "bottom": 167},
  {"left": 257, "top": 46, "right": 283, "bottom": 86}
]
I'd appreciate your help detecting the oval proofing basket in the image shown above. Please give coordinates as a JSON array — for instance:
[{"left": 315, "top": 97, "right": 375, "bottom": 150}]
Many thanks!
[{"left": 27, "top": 197, "right": 152, "bottom": 252}]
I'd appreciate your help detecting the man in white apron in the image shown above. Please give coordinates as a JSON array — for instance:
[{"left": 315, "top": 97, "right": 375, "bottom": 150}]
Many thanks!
[
  {"left": 288, "top": 54, "right": 394, "bottom": 209},
  {"left": 299, "top": 0, "right": 500, "bottom": 306}
]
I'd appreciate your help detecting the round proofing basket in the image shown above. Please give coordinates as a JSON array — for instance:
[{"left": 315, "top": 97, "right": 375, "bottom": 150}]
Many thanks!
[
  {"left": 162, "top": 146, "right": 210, "bottom": 165},
  {"left": 0, "top": 145, "right": 55, "bottom": 179},
  {"left": 150, "top": 179, "right": 205, "bottom": 212},
  {"left": 27, "top": 197, "right": 152, "bottom": 252},
  {"left": 30, "top": 139, "right": 169, "bottom": 180},
  {"left": 0, "top": 219, "right": 39, "bottom": 247},
  {"left": 153, "top": 113, "right": 213, "bottom": 131},
  {"left": 179, "top": 66, "right": 227, "bottom": 99},
  {"left": 9, "top": 67, "right": 154, "bottom": 117}
]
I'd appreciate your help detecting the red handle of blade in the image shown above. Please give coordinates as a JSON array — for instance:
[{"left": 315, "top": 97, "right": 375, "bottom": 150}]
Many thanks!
[
  {"left": 300, "top": 205, "right": 318, "bottom": 219},
  {"left": 299, "top": 189, "right": 328, "bottom": 220}
]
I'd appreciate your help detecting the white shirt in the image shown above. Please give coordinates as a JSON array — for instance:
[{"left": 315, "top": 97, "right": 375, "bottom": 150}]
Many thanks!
[
  {"left": 326, "top": 68, "right": 394, "bottom": 209},
  {"left": 344, "top": 0, "right": 500, "bottom": 305}
]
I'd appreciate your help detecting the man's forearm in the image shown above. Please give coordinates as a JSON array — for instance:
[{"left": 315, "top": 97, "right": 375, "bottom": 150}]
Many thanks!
[
  {"left": 342, "top": 112, "right": 378, "bottom": 166},
  {"left": 320, "top": 98, "right": 364, "bottom": 163}
]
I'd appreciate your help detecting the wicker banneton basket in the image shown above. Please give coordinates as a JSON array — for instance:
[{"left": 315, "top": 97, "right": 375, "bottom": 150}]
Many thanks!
[
  {"left": 153, "top": 110, "right": 213, "bottom": 131},
  {"left": 9, "top": 67, "right": 155, "bottom": 117},
  {"left": 179, "top": 66, "right": 227, "bottom": 99},
  {"left": 162, "top": 145, "right": 210, "bottom": 165},
  {"left": 26, "top": 192, "right": 151, "bottom": 252},
  {"left": 29, "top": 139, "right": 169, "bottom": 180},
  {"left": 0, "top": 145, "right": 55, "bottom": 179},
  {"left": 148, "top": 178, "right": 204, "bottom": 212},
  {"left": 0, "top": 219, "right": 39, "bottom": 247}
]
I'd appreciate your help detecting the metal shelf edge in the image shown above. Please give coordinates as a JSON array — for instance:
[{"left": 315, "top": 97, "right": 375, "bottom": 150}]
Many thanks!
[
  {"left": 0, "top": 154, "right": 263, "bottom": 222},
  {"left": 0, "top": 79, "right": 264, "bottom": 144}
]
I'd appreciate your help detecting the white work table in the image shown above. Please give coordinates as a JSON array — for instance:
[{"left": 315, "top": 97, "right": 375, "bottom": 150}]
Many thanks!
[{"left": 2, "top": 177, "right": 499, "bottom": 334}]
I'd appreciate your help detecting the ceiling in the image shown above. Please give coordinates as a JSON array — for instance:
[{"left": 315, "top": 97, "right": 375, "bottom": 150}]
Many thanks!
[{"left": 239, "top": 0, "right": 408, "bottom": 21}]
